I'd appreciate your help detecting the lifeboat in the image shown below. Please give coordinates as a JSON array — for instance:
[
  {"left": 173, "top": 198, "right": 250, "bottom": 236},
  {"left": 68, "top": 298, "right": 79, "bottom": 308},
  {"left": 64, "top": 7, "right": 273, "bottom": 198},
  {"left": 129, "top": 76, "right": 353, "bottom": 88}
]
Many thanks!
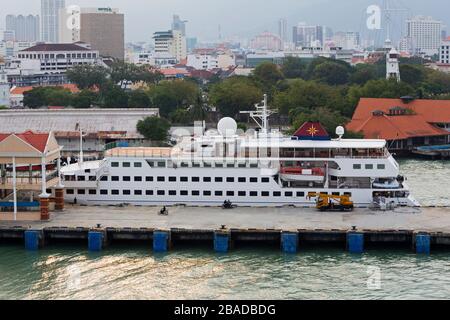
[{"left": 280, "top": 167, "right": 325, "bottom": 182}]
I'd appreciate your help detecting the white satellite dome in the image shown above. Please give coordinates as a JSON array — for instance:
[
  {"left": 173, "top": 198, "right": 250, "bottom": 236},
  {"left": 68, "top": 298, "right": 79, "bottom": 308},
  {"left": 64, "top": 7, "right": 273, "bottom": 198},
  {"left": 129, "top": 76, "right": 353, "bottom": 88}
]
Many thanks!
[
  {"left": 217, "top": 117, "right": 238, "bottom": 137},
  {"left": 336, "top": 126, "right": 345, "bottom": 138}
]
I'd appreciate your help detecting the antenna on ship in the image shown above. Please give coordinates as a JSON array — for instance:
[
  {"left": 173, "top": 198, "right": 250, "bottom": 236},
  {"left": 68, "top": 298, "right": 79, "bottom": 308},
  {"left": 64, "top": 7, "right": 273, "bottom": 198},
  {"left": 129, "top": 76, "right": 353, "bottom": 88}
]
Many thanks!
[{"left": 240, "top": 94, "right": 276, "bottom": 134}]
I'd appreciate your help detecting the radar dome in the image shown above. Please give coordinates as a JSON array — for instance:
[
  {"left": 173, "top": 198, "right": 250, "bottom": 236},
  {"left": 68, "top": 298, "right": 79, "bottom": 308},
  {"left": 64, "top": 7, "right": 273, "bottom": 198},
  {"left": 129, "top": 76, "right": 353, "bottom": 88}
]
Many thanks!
[
  {"left": 217, "top": 117, "right": 238, "bottom": 137},
  {"left": 336, "top": 126, "right": 345, "bottom": 138}
]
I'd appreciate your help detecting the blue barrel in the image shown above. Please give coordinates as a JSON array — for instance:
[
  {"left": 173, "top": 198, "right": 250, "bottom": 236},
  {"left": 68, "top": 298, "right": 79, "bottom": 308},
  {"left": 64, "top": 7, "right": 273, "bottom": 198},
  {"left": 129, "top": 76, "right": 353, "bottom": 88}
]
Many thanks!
[
  {"left": 416, "top": 234, "right": 431, "bottom": 254},
  {"left": 347, "top": 233, "right": 364, "bottom": 254},
  {"left": 214, "top": 233, "right": 230, "bottom": 253},
  {"left": 281, "top": 232, "right": 298, "bottom": 254},
  {"left": 24, "top": 230, "right": 40, "bottom": 251},
  {"left": 88, "top": 231, "right": 103, "bottom": 252},
  {"left": 153, "top": 231, "right": 170, "bottom": 252}
]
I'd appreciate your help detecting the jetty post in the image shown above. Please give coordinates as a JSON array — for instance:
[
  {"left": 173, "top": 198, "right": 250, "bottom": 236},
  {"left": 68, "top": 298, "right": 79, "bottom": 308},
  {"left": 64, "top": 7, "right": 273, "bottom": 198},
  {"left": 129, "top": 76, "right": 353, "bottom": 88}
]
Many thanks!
[
  {"left": 415, "top": 232, "right": 431, "bottom": 254},
  {"left": 153, "top": 230, "right": 171, "bottom": 252},
  {"left": 347, "top": 232, "right": 364, "bottom": 254},
  {"left": 24, "top": 230, "right": 44, "bottom": 250},
  {"left": 214, "top": 230, "right": 231, "bottom": 253},
  {"left": 88, "top": 231, "right": 105, "bottom": 252},
  {"left": 281, "top": 231, "right": 298, "bottom": 253}
]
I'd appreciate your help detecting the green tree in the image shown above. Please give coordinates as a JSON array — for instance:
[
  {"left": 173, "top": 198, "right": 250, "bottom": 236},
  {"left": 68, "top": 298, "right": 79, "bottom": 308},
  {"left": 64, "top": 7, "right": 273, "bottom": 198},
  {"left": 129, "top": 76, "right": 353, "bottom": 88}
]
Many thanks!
[
  {"left": 350, "top": 64, "right": 378, "bottom": 85},
  {"left": 128, "top": 89, "right": 151, "bottom": 108},
  {"left": 72, "top": 90, "right": 98, "bottom": 108},
  {"left": 110, "top": 62, "right": 163, "bottom": 87},
  {"left": 23, "top": 87, "right": 72, "bottom": 108},
  {"left": 103, "top": 84, "right": 129, "bottom": 108},
  {"left": 312, "top": 61, "right": 351, "bottom": 85},
  {"left": 209, "top": 76, "right": 263, "bottom": 117},
  {"left": 281, "top": 57, "right": 306, "bottom": 79},
  {"left": 399, "top": 64, "right": 425, "bottom": 86},
  {"left": 253, "top": 62, "right": 284, "bottom": 87},
  {"left": 66, "top": 65, "right": 108, "bottom": 90},
  {"left": 137, "top": 117, "right": 171, "bottom": 141},
  {"left": 23, "top": 87, "right": 47, "bottom": 108}
]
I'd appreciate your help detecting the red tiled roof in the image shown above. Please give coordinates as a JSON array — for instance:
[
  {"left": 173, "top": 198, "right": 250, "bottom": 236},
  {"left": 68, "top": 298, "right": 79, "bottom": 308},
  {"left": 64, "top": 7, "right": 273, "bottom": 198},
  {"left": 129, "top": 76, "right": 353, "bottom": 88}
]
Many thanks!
[
  {"left": 347, "top": 98, "right": 450, "bottom": 140},
  {"left": 11, "top": 84, "right": 80, "bottom": 95},
  {"left": 20, "top": 43, "right": 90, "bottom": 52},
  {"left": 0, "top": 131, "right": 49, "bottom": 152}
]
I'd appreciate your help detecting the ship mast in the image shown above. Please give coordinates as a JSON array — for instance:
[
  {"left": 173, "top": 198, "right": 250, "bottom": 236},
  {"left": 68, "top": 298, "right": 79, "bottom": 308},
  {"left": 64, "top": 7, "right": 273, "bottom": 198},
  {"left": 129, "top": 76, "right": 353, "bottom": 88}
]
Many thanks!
[{"left": 240, "top": 94, "right": 276, "bottom": 134}]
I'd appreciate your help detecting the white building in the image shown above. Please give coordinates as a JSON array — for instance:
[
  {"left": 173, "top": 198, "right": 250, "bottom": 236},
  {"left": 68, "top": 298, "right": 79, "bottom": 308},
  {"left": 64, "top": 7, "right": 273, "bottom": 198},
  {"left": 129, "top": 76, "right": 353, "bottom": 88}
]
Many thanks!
[
  {"left": 186, "top": 53, "right": 235, "bottom": 70},
  {"left": 293, "top": 23, "right": 325, "bottom": 48},
  {"left": 439, "top": 38, "right": 450, "bottom": 64},
  {"left": 5, "top": 14, "right": 40, "bottom": 42},
  {"left": 16, "top": 42, "right": 100, "bottom": 74},
  {"left": 0, "top": 41, "right": 36, "bottom": 58},
  {"left": 386, "top": 48, "right": 401, "bottom": 82},
  {"left": 153, "top": 30, "right": 187, "bottom": 62},
  {"left": 58, "top": 6, "right": 81, "bottom": 43},
  {"left": 407, "top": 16, "right": 442, "bottom": 56},
  {"left": 41, "top": 0, "right": 66, "bottom": 43},
  {"left": 332, "top": 32, "right": 360, "bottom": 51},
  {"left": 0, "top": 64, "right": 10, "bottom": 107}
]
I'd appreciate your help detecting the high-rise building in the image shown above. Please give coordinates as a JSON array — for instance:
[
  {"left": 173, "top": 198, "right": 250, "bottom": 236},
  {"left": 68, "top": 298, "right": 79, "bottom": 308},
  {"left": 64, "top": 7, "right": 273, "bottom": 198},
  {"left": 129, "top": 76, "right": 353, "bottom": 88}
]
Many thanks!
[
  {"left": 407, "top": 16, "right": 442, "bottom": 56},
  {"left": 278, "top": 18, "right": 288, "bottom": 43},
  {"left": 41, "top": 0, "right": 65, "bottom": 43},
  {"left": 250, "top": 32, "right": 283, "bottom": 51},
  {"left": 153, "top": 30, "right": 187, "bottom": 62},
  {"left": 58, "top": 6, "right": 81, "bottom": 43},
  {"left": 5, "top": 14, "right": 40, "bottom": 42},
  {"left": 172, "top": 15, "right": 187, "bottom": 36},
  {"left": 439, "top": 38, "right": 450, "bottom": 64},
  {"left": 293, "top": 23, "right": 325, "bottom": 48},
  {"left": 79, "top": 8, "right": 125, "bottom": 60},
  {"left": 332, "top": 32, "right": 360, "bottom": 50}
]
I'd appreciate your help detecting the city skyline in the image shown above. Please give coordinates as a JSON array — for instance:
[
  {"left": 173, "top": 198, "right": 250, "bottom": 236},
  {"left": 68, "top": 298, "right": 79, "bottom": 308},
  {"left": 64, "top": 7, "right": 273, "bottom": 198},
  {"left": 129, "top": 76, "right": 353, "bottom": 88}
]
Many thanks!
[{"left": 0, "top": 0, "right": 449, "bottom": 42}]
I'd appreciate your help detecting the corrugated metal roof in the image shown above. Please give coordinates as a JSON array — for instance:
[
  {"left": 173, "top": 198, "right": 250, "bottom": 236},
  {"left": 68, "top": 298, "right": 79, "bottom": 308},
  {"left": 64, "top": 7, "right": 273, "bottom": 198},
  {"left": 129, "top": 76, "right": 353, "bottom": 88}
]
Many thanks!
[{"left": 0, "top": 109, "right": 159, "bottom": 138}]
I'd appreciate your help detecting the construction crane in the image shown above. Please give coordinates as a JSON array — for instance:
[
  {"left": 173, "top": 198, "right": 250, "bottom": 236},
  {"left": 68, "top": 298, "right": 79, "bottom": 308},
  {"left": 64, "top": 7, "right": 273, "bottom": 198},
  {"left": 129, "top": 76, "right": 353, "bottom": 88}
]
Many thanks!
[{"left": 307, "top": 192, "right": 354, "bottom": 212}]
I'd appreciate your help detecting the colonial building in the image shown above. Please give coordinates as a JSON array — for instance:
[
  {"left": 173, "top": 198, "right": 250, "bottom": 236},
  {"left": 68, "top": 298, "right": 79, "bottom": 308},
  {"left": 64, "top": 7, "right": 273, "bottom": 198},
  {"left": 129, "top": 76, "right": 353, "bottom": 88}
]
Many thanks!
[{"left": 347, "top": 97, "right": 450, "bottom": 153}]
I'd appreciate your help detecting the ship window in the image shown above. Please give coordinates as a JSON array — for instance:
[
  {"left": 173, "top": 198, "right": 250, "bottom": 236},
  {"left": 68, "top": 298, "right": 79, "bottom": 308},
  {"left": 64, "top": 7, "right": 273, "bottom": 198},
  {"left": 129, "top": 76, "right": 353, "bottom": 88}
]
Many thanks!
[
  {"left": 112, "top": 176, "right": 119, "bottom": 181},
  {"left": 169, "top": 190, "right": 176, "bottom": 196},
  {"left": 66, "top": 189, "right": 74, "bottom": 195},
  {"left": 123, "top": 190, "right": 131, "bottom": 195},
  {"left": 332, "top": 192, "right": 340, "bottom": 196},
  {"left": 238, "top": 177, "right": 246, "bottom": 183},
  {"left": 111, "top": 162, "right": 119, "bottom": 167},
  {"left": 227, "top": 163, "right": 235, "bottom": 168},
  {"left": 215, "top": 163, "right": 223, "bottom": 168},
  {"left": 123, "top": 176, "right": 131, "bottom": 182},
  {"left": 204, "top": 162, "right": 212, "bottom": 168},
  {"left": 203, "top": 191, "right": 212, "bottom": 196},
  {"left": 377, "top": 164, "right": 385, "bottom": 170},
  {"left": 112, "top": 190, "right": 119, "bottom": 195},
  {"left": 181, "top": 162, "right": 189, "bottom": 168},
  {"left": 365, "top": 164, "right": 374, "bottom": 170},
  {"left": 285, "top": 192, "right": 293, "bottom": 197},
  {"left": 147, "top": 161, "right": 155, "bottom": 168},
  {"left": 192, "top": 191, "right": 200, "bottom": 196},
  {"left": 101, "top": 176, "right": 108, "bottom": 181},
  {"left": 134, "top": 176, "right": 142, "bottom": 182},
  {"left": 181, "top": 190, "right": 188, "bottom": 196},
  {"left": 320, "top": 192, "right": 328, "bottom": 196},
  {"left": 203, "top": 177, "right": 211, "bottom": 182},
  {"left": 169, "top": 177, "right": 177, "bottom": 182},
  {"left": 181, "top": 177, "right": 188, "bottom": 182},
  {"left": 238, "top": 163, "right": 246, "bottom": 168},
  {"left": 77, "top": 176, "right": 85, "bottom": 181},
  {"left": 262, "top": 178, "right": 270, "bottom": 183},
  {"left": 273, "top": 192, "right": 281, "bottom": 197},
  {"left": 296, "top": 192, "right": 305, "bottom": 197},
  {"left": 100, "top": 190, "right": 108, "bottom": 195},
  {"left": 250, "top": 178, "right": 258, "bottom": 183},
  {"left": 238, "top": 191, "right": 246, "bottom": 196},
  {"left": 226, "top": 177, "right": 234, "bottom": 182},
  {"left": 227, "top": 191, "right": 234, "bottom": 196},
  {"left": 146, "top": 176, "right": 153, "bottom": 182},
  {"left": 157, "top": 162, "right": 166, "bottom": 168},
  {"left": 215, "top": 191, "right": 223, "bottom": 196},
  {"left": 89, "top": 176, "right": 96, "bottom": 181},
  {"left": 192, "top": 177, "right": 200, "bottom": 182},
  {"left": 353, "top": 164, "right": 362, "bottom": 170},
  {"left": 123, "top": 162, "right": 131, "bottom": 168},
  {"left": 344, "top": 192, "right": 352, "bottom": 197},
  {"left": 215, "top": 177, "right": 223, "bottom": 182},
  {"left": 262, "top": 191, "right": 270, "bottom": 197},
  {"left": 157, "top": 190, "right": 165, "bottom": 196},
  {"left": 134, "top": 190, "right": 142, "bottom": 195},
  {"left": 250, "top": 163, "right": 258, "bottom": 168},
  {"left": 89, "top": 190, "right": 96, "bottom": 195},
  {"left": 193, "top": 162, "right": 201, "bottom": 168},
  {"left": 146, "top": 190, "right": 153, "bottom": 195},
  {"left": 250, "top": 191, "right": 258, "bottom": 197},
  {"left": 77, "top": 189, "right": 85, "bottom": 195},
  {"left": 157, "top": 176, "right": 165, "bottom": 182},
  {"left": 134, "top": 162, "right": 142, "bottom": 168}
]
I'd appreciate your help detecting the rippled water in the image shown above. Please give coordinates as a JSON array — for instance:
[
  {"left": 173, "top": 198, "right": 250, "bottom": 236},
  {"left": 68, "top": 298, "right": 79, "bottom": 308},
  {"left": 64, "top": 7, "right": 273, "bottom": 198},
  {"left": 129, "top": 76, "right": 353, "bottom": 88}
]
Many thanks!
[{"left": 0, "top": 160, "right": 449, "bottom": 300}]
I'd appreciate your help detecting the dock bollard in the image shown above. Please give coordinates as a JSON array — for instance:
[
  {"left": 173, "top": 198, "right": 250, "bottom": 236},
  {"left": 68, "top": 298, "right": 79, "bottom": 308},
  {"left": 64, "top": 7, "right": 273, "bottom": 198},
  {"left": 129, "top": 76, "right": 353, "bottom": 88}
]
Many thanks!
[
  {"left": 88, "top": 231, "right": 104, "bottom": 252},
  {"left": 281, "top": 232, "right": 298, "bottom": 254},
  {"left": 214, "top": 231, "right": 230, "bottom": 253},
  {"left": 347, "top": 232, "right": 364, "bottom": 254},
  {"left": 24, "top": 230, "right": 42, "bottom": 251},
  {"left": 153, "top": 230, "right": 171, "bottom": 252},
  {"left": 415, "top": 233, "right": 431, "bottom": 254}
]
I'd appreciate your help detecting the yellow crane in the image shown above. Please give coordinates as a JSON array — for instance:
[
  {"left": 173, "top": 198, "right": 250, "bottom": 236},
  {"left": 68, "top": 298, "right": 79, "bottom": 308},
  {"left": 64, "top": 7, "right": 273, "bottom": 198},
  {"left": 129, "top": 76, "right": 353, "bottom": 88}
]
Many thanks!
[{"left": 307, "top": 192, "right": 354, "bottom": 212}]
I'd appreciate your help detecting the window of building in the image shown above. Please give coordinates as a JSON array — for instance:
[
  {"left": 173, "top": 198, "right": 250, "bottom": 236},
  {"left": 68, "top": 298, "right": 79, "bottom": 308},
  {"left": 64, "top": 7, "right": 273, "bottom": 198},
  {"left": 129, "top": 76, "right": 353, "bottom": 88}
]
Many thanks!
[
  {"left": 353, "top": 164, "right": 362, "bottom": 170},
  {"left": 66, "top": 189, "right": 74, "bottom": 195},
  {"left": 203, "top": 191, "right": 211, "bottom": 196},
  {"left": 192, "top": 177, "right": 200, "bottom": 182},
  {"left": 215, "top": 191, "right": 223, "bottom": 196},
  {"left": 100, "top": 176, "right": 108, "bottom": 181},
  {"left": 181, "top": 177, "right": 188, "bottom": 182},
  {"left": 100, "top": 190, "right": 108, "bottom": 195},
  {"left": 89, "top": 190, "right": 96, "bottom": 195},
  {"left": 192, "top": 191, "right": 200, "bottom": 196},
  {"left": 134, "top": 176, "right": 142, "bottom": 182},
  {"left": 238, "top": 177, "right": 246, "bottom": 183},
  {"left": 77, "top": 189, "right": 85, "bottom": 195},
  {"left": 134, "top": 190, "right": 142, "bottom": 195},
  {"left": 111, "top": 162, "right": 119, "bottom": 167},
  {"left": 226, "top": 177, "right": 234, "bottom": 183},
  {"left": 215, "top": 163, "right": 223, "bottom": 168},
  {"left": 123, "top": 162, "right": 131, "bottom": 168},
  {"left": 89, "top": 176, "right": 96, "bottom": 181},
  {"left": 123, "top": 190, "right": 131, "bottom": 195},
  {"left": 77, "top": 176, "right": 85, "bottom": 181},
  {"left": 112, "top": 176, "right": 119, "bottom": 181},
  {"left": 273, "top": 191, "right": 281, "bottom": 197},
  {"left": 296, "top": 192, "right": 305, "bottom": 197},
  {"left": 180, "top": 190, "right": 188, "bottom": 196},
  {"left": 365, "top": 164, "right": 374, "bottom": 170},
  {"left": 157, "top": 177, "right": 165, "bottom": 182},
  {"left": 262, "top": 178, "right": 270, "bottom": 183},
  {"left": 123, "top": 176, "right": 131, "bottom": 182},
  {"left": 169, "top": 177, "right": 177, "bottom": 182},
  {"left": 215, "top": 177, "right": 223, "bottom": 182},
  {"left": 134, "top": 162, "right": 142, "bottom": 168},
  {"left": 238, "top": 191, "right": 246, "bottom": 197},
  {"left": 285, "top": 192, "right": 293, "bottom": 197},
  {"left": 262, "top": 191, "right": 270, "bottom": 197},
  {"left": 157, "top": 162, "right": 166, "bottom": 168},
  {"left": 157, "top": 190, "right": 165, "bottom": 196},
  {"left": 146, "top": 190, "right": 154, "bottom": 196},
  {"left": 250, "top": 178, "right": 258, "bottom": 183},
  {"left": 146, "top": 176, "right": 153, "bottom": 182},
  {"left": 169, "top": 190, "right": 176, "bottom": 196},
  {"left": 250, "top": 191, "right": 258, "bottom": 197},
  {"left": 112, "top": 190, "right": 119, "bottom": 195},
  {"left": 377, "top": 164, "right": 385, "bottom": 170},
  {"left": 227, "top": 191, "right": 234, "bottom": 196},
  {"left": 203, "top": 177, "right": 211, "bottom": 182}
]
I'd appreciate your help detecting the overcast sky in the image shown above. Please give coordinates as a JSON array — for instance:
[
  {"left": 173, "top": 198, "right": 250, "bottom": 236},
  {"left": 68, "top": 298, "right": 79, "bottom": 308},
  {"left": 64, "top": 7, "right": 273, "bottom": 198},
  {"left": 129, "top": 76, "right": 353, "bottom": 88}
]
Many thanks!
[{"left": 0, "top": 0, "right": 448, "bottom": 42}]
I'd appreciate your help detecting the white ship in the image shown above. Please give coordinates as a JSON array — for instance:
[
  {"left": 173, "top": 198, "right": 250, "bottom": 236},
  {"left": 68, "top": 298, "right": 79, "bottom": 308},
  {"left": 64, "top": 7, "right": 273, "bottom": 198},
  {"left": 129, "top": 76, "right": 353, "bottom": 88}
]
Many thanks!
[{"left": 61, "top": 96, "right": 420, "bottom": 208}]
